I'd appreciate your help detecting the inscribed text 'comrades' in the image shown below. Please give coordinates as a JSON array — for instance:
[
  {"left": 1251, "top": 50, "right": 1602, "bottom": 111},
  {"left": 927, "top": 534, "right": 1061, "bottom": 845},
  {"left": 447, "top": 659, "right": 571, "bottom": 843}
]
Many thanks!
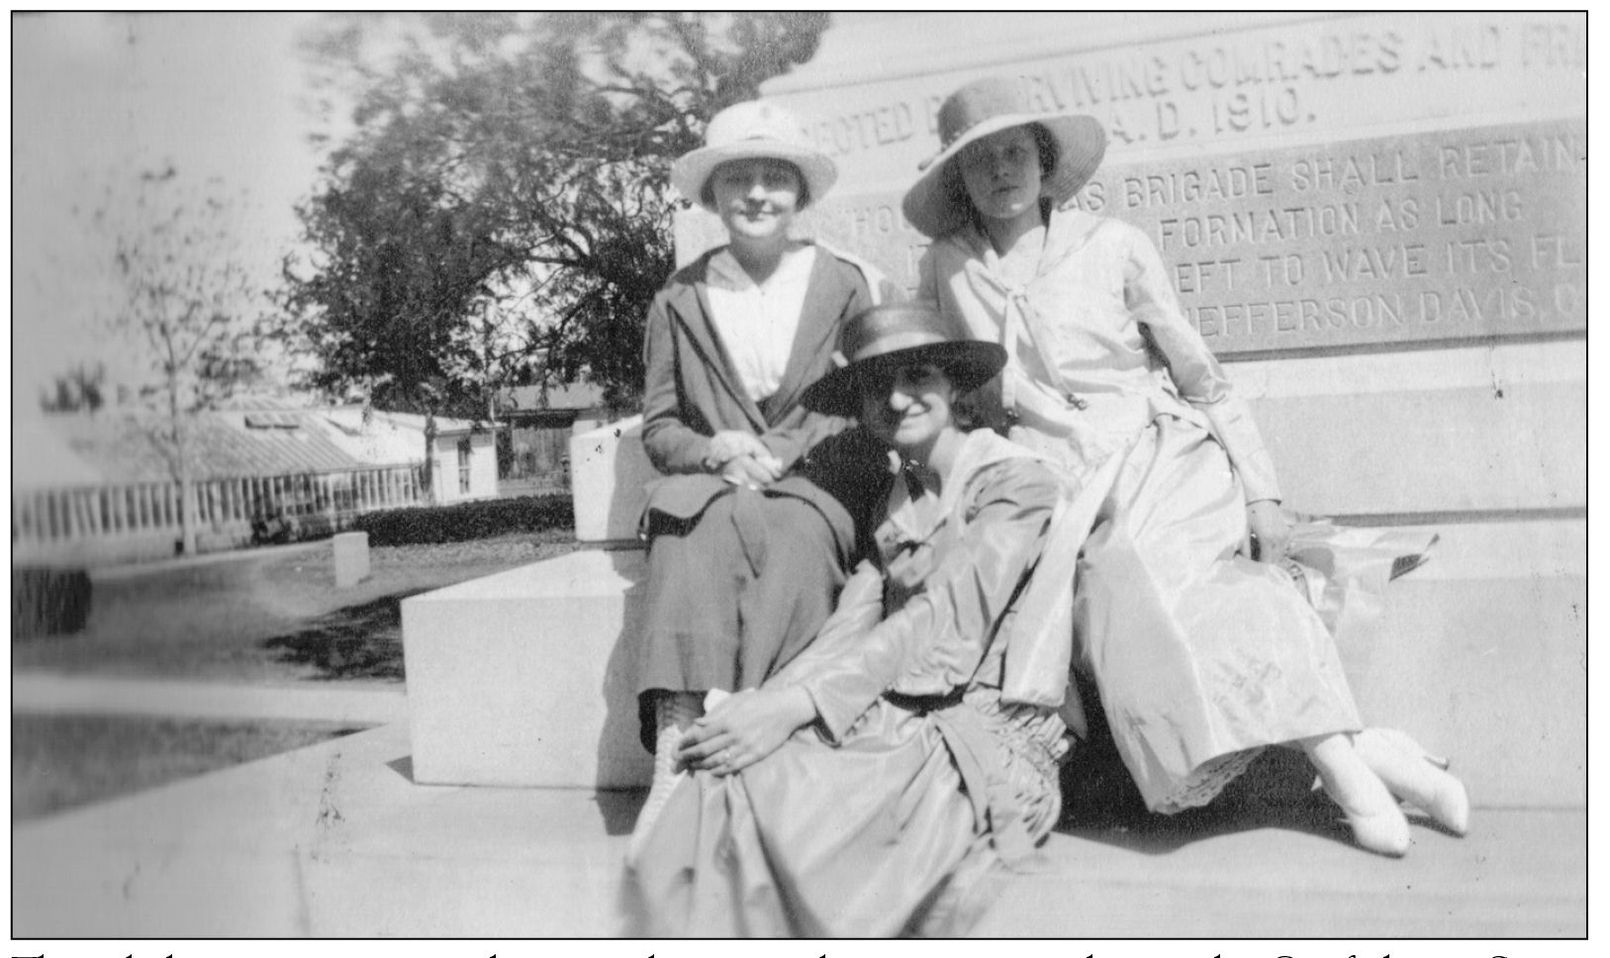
[{"left": 795, "top": 14, "right": 1582, "bottom": 170}]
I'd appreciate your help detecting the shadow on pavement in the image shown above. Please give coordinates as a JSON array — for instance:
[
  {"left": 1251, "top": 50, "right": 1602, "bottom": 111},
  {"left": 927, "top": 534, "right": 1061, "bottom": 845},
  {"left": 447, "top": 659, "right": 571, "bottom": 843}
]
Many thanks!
[
  {"left": 595, "top": 788, "right": 646, "bottom": 836},
  {"left": 1058, "top": 726, "right": 1351, "bottom": 856}
]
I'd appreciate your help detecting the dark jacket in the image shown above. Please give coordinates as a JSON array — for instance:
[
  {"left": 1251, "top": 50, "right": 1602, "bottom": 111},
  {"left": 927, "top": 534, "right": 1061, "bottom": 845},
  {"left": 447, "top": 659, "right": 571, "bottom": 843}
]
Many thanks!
[{"left": 639, "top": 244, "right": 895, "bottom": 530}]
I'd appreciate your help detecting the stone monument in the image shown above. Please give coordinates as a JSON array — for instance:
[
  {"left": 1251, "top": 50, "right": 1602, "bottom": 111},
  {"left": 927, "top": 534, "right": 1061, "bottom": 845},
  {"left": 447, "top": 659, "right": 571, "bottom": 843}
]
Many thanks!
[{"left": 407, "top": 12, "right": 1585, "bottom": 803}]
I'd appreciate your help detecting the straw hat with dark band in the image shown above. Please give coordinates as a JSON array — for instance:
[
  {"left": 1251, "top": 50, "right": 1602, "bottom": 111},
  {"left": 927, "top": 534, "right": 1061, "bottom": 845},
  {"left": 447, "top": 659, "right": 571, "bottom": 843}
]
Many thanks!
[
  {"left": 901, "top": 76, "right": 1107, "bottom": 239},
  {"left": 671, "top": 99, "right": 838, "bottom": 212},
  {"left": 803, "top": 303, "right": 1006, "bottom": 418}
]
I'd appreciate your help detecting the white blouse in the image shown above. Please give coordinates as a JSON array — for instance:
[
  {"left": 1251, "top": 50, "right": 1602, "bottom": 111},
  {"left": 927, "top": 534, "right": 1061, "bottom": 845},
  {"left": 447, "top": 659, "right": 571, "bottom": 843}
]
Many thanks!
[{"left": 705, "top": 244, "right": 818, "bottom": 403}]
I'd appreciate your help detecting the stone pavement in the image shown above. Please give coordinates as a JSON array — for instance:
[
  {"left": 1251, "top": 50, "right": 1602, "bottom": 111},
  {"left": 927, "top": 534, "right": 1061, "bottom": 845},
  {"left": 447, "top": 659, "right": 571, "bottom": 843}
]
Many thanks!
[
  {"left": 12, "top": 670, "right": 407, "bottom": 725},
  {"left": 86, "top": 539, "right": 324, "bottom": 579},
  {"left": 9, "top": 698, "right": 1588, "bottom": 939}
]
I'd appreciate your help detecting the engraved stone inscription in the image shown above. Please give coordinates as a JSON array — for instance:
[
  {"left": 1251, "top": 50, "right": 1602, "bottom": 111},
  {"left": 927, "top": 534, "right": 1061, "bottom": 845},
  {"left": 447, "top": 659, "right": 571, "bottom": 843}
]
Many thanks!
[
  {"left": 786, "top": 118, "right": 1583, "bottom": 355},
  {"left": 787, "top": 13, "right": 1584, "bottom": 184},
  {"left": 1121, "top": 119, "right": 1584, "bottom": 350}
]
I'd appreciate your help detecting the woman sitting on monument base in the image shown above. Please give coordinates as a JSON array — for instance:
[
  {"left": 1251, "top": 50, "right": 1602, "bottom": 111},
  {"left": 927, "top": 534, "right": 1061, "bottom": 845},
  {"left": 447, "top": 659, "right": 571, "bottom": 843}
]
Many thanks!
[
  {"left": 627, "top": 98, "right": 895, "bottom": 857},
  {"left": 906, "top": 74, "right": 1468, "bottom": 858}
]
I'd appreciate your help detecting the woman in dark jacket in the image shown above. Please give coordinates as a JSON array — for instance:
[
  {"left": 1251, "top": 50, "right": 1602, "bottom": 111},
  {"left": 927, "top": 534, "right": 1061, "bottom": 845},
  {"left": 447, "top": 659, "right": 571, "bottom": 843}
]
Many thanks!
[{"left": 630, "top": 99, "right": 897, "bottom": 853}]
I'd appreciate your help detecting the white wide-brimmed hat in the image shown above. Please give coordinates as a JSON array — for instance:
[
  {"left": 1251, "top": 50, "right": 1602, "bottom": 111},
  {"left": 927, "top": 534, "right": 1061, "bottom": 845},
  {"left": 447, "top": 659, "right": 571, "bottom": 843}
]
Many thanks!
[
  {"left": 901, "top": 76, "right": 1107, "bottom": 239},
  {"left": 671, "top": 99, "right": 837, "bottom": 211}
]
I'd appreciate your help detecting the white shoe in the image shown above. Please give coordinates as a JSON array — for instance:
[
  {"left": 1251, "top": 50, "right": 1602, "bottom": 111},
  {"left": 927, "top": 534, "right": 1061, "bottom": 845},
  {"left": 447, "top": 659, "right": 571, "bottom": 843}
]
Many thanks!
[
  {"left": 1306, "top": 734, "right": 1411, "bottom": 857},
  {"left": 1354, "top": 728, "right": 1470, "bottom": 836}
]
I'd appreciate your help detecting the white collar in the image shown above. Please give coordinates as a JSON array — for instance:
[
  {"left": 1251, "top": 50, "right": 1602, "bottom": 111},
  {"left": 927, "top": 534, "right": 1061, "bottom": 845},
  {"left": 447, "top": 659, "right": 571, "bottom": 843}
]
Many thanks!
[{"left": 707, "top": 242, "right": 816, "bottom": 292}]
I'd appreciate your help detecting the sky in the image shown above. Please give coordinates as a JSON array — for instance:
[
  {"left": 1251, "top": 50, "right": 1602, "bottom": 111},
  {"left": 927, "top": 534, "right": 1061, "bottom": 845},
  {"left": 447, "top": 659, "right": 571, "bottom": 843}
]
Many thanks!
[{"left": 9, "top": 12, "right": 329, "bottom": 415}]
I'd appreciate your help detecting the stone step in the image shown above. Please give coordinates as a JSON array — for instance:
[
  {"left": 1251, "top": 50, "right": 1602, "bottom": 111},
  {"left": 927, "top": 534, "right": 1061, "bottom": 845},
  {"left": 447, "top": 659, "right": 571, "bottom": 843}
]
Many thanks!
[
  {"left": 401, "top": 548, "right": 652, "bottom": 789},
  {"left": 10, "top": 672, "right": 406, "bottom": 725},
  {"left": 569, "top": 340, "right": 1584, "bottom": 541},
  {"left": 1330, "top": 519, "right": 1585, "bottom": 809},
  {"left": 983, "top": 803, "right": 1585, "bottom": 938},
  {"left": 11, "top": 721, "right": 1583, "bottom": 937},
  {"left": 1243, "top": 339, "right": 1584, "bottom": 516},
  {"left": 400, "top": 516, "right": 1582, "bottom": 806}
]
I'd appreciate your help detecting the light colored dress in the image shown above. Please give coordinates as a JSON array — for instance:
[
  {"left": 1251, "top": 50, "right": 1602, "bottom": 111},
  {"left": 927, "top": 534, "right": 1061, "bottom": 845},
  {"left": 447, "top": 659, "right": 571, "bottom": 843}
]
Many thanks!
[
  {"left": 919, "top": 207, "right": 1431, "bottom": 813},
  {"left": 628, "top": 429, "right": 1077, "bottom": 937}
]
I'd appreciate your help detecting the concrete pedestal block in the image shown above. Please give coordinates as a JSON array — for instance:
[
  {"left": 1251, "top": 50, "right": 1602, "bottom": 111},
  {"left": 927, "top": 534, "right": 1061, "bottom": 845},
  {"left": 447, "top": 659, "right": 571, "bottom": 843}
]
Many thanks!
[
  {"left": 399, "top": 518, "right": 1582, "bottom": 805},
  {"left": 1330, "top": 518, "right": 1586, "bottom": 808},
  {"left": 569, "top": 416, "right": 658, "bottom": 543},
  {"left": 401, "top": 547, "right": 651, "bottom": 789},
  {"left": 1230, "top": 340, "right": 1586, "bottom": 517},
  {"left": 332, "top": 532, "right": 370, "bottom": 588}
]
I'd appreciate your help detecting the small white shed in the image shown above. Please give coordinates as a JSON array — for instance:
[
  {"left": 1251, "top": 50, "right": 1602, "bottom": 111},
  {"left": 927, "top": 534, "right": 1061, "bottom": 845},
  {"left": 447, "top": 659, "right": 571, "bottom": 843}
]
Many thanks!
[{"left": 317, "top": 407, "right": 498, "bottom": 505}]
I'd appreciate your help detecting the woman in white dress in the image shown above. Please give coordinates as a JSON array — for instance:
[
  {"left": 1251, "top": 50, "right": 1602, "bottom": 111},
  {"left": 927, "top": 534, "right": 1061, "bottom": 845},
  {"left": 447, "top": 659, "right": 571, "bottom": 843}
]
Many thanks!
[{"left": 906, "top": 76, "right": 1468, "bottom": 856}]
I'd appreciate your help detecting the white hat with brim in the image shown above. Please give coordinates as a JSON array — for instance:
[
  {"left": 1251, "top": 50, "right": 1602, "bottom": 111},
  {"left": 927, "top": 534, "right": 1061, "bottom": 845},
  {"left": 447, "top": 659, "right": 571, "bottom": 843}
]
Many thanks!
[
  {"left": 901, "top": 76, "right": 1107, "bottom": 239},
  {"left": 672, "top": 99, "right": 837, "bottom": 212}
]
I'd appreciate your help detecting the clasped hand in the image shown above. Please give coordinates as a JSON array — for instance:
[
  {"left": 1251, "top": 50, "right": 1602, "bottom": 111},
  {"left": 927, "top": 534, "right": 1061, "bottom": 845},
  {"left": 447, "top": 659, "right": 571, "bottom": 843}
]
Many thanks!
[
  {"left": 706, "top": 430, "right": 783, "bottom": 489},
  {"left": 676, "top": 686, "right": 817, "bottom": 777}
]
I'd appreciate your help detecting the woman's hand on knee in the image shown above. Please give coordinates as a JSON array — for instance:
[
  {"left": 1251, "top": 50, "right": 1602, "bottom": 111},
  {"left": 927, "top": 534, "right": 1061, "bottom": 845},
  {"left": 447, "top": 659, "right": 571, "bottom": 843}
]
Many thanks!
[
  {"left": 721, "top": 454, "right": 784, "bottom": 489},
  {"left": 1246, "top": 499, "right": 1291, "bottom": 563},
  {"left": 706, "top": 431, "right": 773, "bottom": 468},
  {"left": 676, "top": 687, "right": 818, "bottom": 776}
]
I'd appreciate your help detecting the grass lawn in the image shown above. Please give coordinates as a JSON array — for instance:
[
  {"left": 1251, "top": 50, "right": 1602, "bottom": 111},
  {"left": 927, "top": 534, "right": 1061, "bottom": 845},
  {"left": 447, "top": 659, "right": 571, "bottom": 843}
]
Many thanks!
[
  {"left": 11, "top": 531, "right": 578, "bottom": 685},
  {"left": 11, "top": 530, "right": 579, "bottom": 819},
  {"left": 11, "top": 713, "right": 366, "bottom": 822}
]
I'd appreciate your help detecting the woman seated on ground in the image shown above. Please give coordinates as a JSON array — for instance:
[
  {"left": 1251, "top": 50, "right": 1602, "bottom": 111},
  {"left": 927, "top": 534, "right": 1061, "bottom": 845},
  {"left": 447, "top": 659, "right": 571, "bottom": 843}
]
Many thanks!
[
  {"left": 905, "top": 75, "right": 1468, "bottom": 856},
  {"left": 630, "top": 99, "right": 896, "bottom": 852},
  {"left": 628, "top": 303, "right": 1085, "bottom": 937}
]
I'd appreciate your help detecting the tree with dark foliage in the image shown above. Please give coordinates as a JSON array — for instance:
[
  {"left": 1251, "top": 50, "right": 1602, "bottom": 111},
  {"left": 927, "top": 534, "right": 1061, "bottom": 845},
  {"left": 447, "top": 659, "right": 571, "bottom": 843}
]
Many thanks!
[{"left": 282, "top": 12, "right": 830, "bottom": 458}]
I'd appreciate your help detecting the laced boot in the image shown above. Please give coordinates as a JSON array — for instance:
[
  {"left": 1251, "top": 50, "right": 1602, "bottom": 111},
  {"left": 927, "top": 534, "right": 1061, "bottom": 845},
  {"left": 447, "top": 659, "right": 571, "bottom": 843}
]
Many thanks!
[{"left": 626, "top": 691, "right": 703, "bottom": 863}]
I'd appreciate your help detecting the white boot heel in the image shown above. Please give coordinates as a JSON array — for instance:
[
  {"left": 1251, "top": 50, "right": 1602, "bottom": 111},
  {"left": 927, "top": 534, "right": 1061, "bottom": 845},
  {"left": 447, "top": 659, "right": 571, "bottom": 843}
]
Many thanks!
[{"left": 1354, "top": 728, "right": 1470, "bottom": 837}]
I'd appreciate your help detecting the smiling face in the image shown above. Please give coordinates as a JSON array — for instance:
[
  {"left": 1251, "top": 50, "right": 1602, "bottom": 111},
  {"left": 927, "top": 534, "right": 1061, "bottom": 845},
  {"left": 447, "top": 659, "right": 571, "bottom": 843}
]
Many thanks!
[
  {"left": 709, "top": 158, "right": 803, "bottom": 247},
  {"left": 858, "top": 360, "right": 958, "bottom": 458},
  {"left": 958, "top": 125, "right": 1044, "bottom": 226}
]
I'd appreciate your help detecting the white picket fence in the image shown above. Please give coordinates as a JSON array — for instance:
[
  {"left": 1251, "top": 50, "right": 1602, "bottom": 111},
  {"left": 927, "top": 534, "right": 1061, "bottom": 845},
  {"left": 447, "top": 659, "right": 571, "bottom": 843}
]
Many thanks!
[{"left": 12, "top": 463, "right": 429, "bottom": 565}]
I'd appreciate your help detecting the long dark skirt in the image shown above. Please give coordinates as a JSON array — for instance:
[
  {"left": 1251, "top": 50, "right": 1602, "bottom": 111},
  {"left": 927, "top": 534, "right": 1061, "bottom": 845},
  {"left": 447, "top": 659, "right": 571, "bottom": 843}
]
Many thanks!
[{"left": 635, "top": 486, "right": 851, "bottom": 750}]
